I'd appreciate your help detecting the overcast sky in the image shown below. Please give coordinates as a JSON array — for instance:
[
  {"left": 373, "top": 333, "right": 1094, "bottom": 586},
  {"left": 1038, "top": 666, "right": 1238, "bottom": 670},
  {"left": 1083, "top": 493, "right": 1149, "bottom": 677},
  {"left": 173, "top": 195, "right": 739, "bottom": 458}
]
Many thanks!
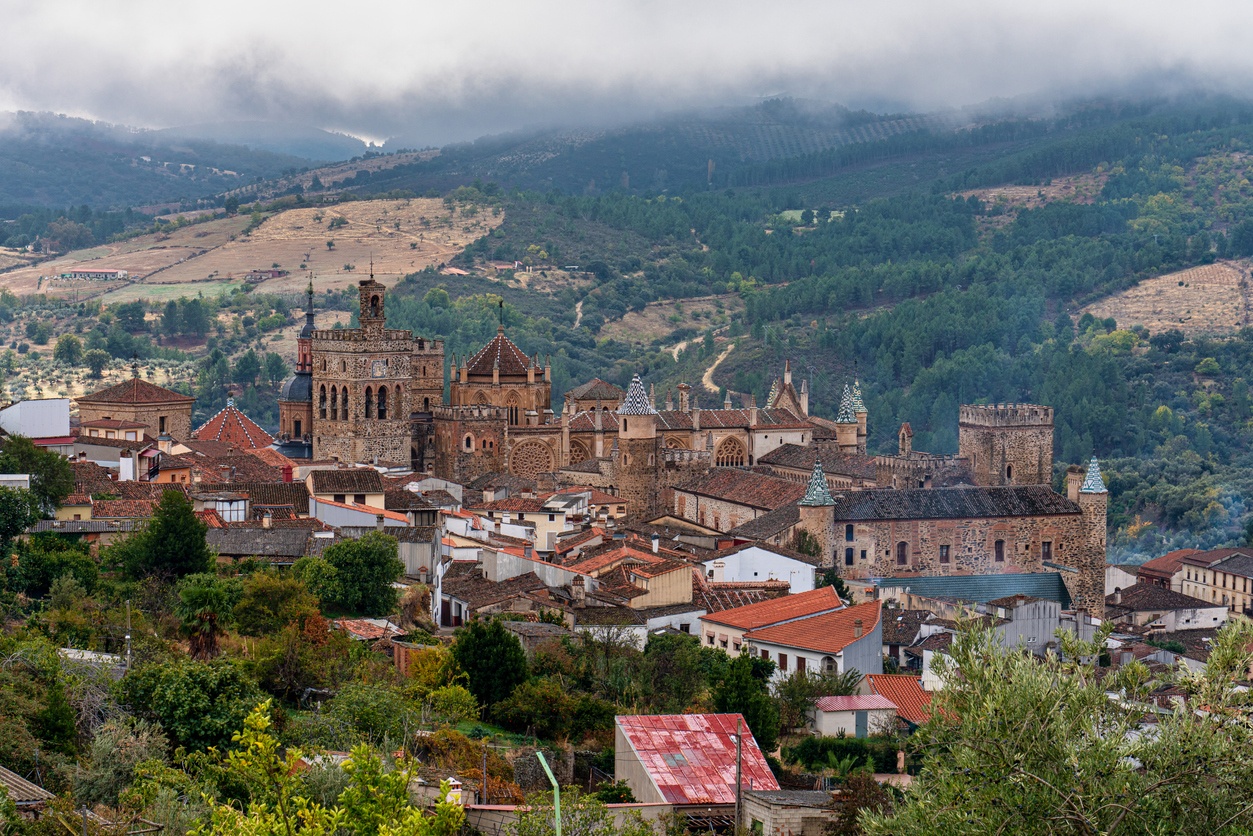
[{"left": 3, "top": 1, "right": 1251, "bottom": 146}]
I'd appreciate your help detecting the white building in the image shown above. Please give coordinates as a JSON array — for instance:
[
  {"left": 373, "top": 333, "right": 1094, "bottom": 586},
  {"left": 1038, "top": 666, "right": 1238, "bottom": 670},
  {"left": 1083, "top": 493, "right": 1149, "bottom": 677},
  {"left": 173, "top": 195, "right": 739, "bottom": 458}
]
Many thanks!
[{"left": 700, "top": 543, "right": 819, "bottom": 594}]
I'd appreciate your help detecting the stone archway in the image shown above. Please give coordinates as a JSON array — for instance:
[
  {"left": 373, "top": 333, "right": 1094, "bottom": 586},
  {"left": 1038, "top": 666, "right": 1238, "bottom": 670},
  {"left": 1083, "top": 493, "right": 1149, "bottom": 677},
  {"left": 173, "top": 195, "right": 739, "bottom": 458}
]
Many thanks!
[
  {"left": 569, "top": 439, "right": 591, "bottom": 465},
  {"left": 665, "top": 436, "right": 689, "bottom": 450},
  {"left": 715, "top": 436, "right": 747, "bottom": 467},
  {"left": 510, "top": 440, "right": 556, "bottom": 479}
]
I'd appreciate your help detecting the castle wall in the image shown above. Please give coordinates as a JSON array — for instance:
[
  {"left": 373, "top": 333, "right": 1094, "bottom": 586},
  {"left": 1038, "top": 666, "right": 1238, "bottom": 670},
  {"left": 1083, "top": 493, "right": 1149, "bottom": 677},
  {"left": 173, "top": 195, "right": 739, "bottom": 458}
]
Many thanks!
[
  {"left": 958, "top": 404, "right": 1054, "bottom": 487},
  {"left": 431, "top": 405, "right": 507, "bottom": 483}
]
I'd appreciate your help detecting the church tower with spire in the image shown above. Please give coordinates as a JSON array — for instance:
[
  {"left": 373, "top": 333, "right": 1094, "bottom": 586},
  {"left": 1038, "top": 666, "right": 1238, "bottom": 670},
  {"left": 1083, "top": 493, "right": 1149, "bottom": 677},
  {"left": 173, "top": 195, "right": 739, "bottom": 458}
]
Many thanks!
[
  {"left": 276, "top": 280, "right": 316, "bottom": 458},
  {"left": 615, "top": 374, "right": 663, "bottom": 518}
]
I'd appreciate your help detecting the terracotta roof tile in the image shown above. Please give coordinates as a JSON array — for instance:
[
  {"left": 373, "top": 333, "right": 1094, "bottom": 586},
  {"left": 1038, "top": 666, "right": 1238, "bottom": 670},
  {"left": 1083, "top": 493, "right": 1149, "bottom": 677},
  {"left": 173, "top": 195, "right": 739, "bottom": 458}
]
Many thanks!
[
  {"left": 77, "top": 377, "right": 194, "bottom": 405},
  {"left": 677, "top": 468, "right": 807, "bottom": 512},
  {"left": 566, "top": 378, "right": 625, "bottom": 402},
  {"left": 193, "top": 401, "right": 274, "bottom": 449},
  {"left": 814, "top": 695, "right": 897, "bottom": 713},
  {"left": 866, "top": 674, "right": 934, "bottom": 725},
  {"left": 308, "top": 469, "right": 383, "bottom": 495},
  {"left": 199, "top": 481, "right": 310, "bottom": 515},
  {"left": 1106, "top": 583, "right": 1217, "bottom": 613},
  {"left": 1135, "top": 549, "right": 1202, "bottom": 579},
  {"left": 463, "top": 328, "right": 532, "bottom": 376},
  {"left": 744, "top": 600, "right": 882, "bottom": 655},
  {"left": 93, "top": 499, "right": 156, "bottom": 519},
  {"left": 701, "top": 585, "right": 844, "bottom": 630}
]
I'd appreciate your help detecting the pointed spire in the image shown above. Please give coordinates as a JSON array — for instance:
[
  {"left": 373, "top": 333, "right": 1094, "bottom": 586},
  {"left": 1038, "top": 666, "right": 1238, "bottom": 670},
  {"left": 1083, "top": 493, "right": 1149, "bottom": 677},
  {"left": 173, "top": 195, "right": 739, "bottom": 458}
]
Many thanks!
[
  {"left": 836, "top": 384, "right": 857, "bottom": 423},
  {"left": 799, "top": 458, "right": 836, "bottom": 506},
  {"left": 1080, "top": 457, "right": 1108, "bottom": 494},
  {"left": 618, "top": 374, "right": 656, "bottom": 415},
  {"left": 851, "top": 380, "right": 866, "bottom": 414}
]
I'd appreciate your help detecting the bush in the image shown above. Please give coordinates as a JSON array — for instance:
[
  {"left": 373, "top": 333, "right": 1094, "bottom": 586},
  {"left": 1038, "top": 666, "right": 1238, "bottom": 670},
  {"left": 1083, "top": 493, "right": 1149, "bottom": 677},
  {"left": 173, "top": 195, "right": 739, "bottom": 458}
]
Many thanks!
[{"left": 783, "top": 735, "right": 911, "bottom": 775}]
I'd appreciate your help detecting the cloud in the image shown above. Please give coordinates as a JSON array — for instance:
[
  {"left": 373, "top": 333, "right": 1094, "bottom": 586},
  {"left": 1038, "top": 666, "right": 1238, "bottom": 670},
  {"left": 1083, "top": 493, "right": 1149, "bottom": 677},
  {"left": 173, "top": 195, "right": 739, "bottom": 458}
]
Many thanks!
[{"left": 3, "top": 1, "right": 1253, "bottom": 145}]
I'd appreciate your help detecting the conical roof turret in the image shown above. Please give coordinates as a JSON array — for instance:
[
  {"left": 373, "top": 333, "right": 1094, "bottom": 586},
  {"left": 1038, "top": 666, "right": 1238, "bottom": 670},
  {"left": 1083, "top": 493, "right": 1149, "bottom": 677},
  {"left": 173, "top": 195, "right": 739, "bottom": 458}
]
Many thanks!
[
  {"left": 618, "top": 375, "right": 657, "bottom": 415},
  {"left": 799, "top": 458, "right": 836, "bottom": 506},
  {"left": 1080, "top": 457, "right": 1107, "bottom": 494},
  {"left": 835, "top": 385, "right": 857, "bottom": 424}
]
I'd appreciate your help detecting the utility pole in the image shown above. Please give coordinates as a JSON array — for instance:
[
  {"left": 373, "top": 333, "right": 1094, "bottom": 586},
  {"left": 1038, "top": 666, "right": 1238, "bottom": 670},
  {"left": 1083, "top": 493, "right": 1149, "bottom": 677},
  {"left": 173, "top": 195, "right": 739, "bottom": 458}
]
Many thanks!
[{"left": 734, "top": 716, "right": 743, "bottom": 833}]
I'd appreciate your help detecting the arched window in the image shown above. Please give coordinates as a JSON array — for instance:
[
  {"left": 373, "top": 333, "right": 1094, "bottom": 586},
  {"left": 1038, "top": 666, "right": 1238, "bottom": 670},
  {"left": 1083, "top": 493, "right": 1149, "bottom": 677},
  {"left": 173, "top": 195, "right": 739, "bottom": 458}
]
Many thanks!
[
  {"left": 377, "top": 386, "right": 388, "bottom": 420},
  {"left": 822, "top": 655, "right": 837, "bottom": 674},
  {"left": 330, "top": 387, "right": 339, "bottom": 421},
  {"left": 1006, "top": 464, "right": 1013, "bottom": 482},
  {"left": 715, "top": 437, "right": 747, "bottom": 467},
  {"left": 319, "top": 385, "right": 327, "bottom": 419},
  {"left": 321, "top": 359, "right": 326, "bottom": 371},
  {"left": 464, "top": 434, "right": 474, "bottom": 450},
  {"left": 370, "top": 295, "right": 381, "bottom": 317},
  {"left": 364, "top": 387, "right": 374, "bottom": 419},
  {"left": 896, "top": 541, "right": 908, "bottom": 566},
  {"left": 340, "top": 360, "right": 347, "bottom": 372}
]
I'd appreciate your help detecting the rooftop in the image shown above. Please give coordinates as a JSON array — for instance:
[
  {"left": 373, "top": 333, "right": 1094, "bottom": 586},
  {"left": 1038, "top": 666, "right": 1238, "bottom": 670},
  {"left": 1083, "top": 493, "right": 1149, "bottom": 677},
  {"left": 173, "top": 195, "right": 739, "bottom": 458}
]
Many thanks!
[
  {"left": 677, "top": 468, "right": 807, "bottom": 512},
  {"left": 866, "top": 674, "right": 934, "bottom": 726},
  {"left": 877, "top": 572, "right": 1074, "bottom": 609},
  {"left": 701, "top": 585, "right": 844, "bottom": 631},
  {"left": 1107, "top": 583, "right": 1218, "bottom": 613},
  {"left": 615, "top": 713, "right": 779, "bottom": 805},
  {"left": 833, "top": 485, "right": 1081, "bottom": 521},
  {"left": 77, "top": 376, "right": 194, "bottom": 406},
  {"left": 193, "top": 400, "right": 274, "bottom": 450},
  {"left": 814, "top": 694, "right": 897, "bottom": 713},
  {"left": 462, "top": 326, "right": 532, "bottom": 376},
  {"left": 744, "top": 600, "right": 882, "bottom": 655},
  {"left": 308, "top": 468, "right": 384, "bottom": 495}
]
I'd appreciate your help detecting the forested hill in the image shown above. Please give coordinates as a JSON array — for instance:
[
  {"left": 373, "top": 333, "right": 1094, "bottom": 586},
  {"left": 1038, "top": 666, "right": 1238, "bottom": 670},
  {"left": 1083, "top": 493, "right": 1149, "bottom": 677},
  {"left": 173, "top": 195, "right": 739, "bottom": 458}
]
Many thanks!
[{"left": 375, "top": 97, "right": 1253, "bottom": 561}]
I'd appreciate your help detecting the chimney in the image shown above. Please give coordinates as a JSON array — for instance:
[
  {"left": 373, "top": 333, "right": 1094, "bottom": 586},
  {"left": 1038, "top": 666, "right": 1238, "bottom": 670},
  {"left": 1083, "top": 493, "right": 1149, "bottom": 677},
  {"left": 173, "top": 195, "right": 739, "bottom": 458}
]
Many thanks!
[
  {"left": 853, "top": 618, "right": 864, "bottom": 639},
  {"left": 1113, "top": 588, "right": 1122, "bottom": 605},
  {"left": 1066, "top": 465, "right": 1084, "bottom": 502},
  {"left": 524, "top": 543, "right": 533, "bottom": 559},
  {"left": 651, "top": 533, "right": 659, "bottom": 554},
  {"left": 262, "top": 510, "right": 272, "bottom": 529},
  {"left": 282, "top": 464, "right": 293, "bottom": 483},
  {"left": 375, "top": 514, "right": 385, "bottom": 532},
  {"left": 572, "top": 575, "right": 586, "bottom": 608}
]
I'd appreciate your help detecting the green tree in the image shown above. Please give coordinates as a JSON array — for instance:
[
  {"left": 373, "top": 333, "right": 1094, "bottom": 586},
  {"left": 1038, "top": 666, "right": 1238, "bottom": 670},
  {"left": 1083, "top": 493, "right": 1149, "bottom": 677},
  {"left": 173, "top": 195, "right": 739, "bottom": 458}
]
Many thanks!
[
  {"left": 175, "top": 573, "right": 243, "bottom": 660},
  {"left": 773, "top": 668, "right": 861, "bottom": 735},
  {"left": 0, "top": 435, "right": 73, "bottom": 516},
  {"left": 74, "top": 718, "right": 169, "bottom": 806},
  {"left": 53, "top": 333, "right": 82, "bottom": 365},
  {"left": 181, "top": 298, "right": 210, "bottom": 338},
  {"left": 109, "top": 489, "right": 212, "bottom": 581},
  {"left": 312, "top": 532, "right": 403, "bottom": 616},
  {"left": 121, "top": 658, "right": 263, "bottom": 751},
  {"left": 264, "top": 352, "right": 288, "bottom": 387},
  {"left": 234, "top": 571, "right": 320, "bottom": 636},
  {"left": 0, "top": 486, "right": 36, "bottom": 551},
  {"left": 5, "top": 534, "right": 96, "bottom": 597},
  {"left": 234, "top": 349, "right": 262, "bottom": 386},
  {"left": 863, "top": 620, "right": 1253, "bottom": 835},
  {"left": 641, "top": 632, "right": 707, "bottom": 713},
  {"left": 161, "top": 299, "right": 182, "bottom": 337},
  {"left": 713, "top": 651, "right": 779, "bottom": 754},
  {"left": 450, "top": 618, "right": 529, "bottom": 709},
  {"left": 84, "top": 347, "right": 111, "bottom": 377},
  {"left": 115, "top": 301, "right": 148, "bottom": 332}
]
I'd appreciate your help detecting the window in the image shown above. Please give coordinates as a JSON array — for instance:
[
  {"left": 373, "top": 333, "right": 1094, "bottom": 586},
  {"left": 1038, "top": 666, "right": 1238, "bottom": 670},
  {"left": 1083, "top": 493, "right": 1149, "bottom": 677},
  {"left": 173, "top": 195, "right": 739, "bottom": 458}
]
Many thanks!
[
  {"left": 1042, "top": 541, "right": 1052, "bottom": 562},
  {"left": 845, "top": 548, "right": 854, "bottom": 566},
  {"left": 621, "top": 418, "right": 627, "bottom": 432},
  {"left": 796, "top": 656, "right": 806, "bottom": 673},
  {"left": 896, "top": 541, "right": 908, "bottom": 566},
  {"left": 707, "top": 634, "right": 715, "bottom": 646},
  {"left": 760, "top": 649, "right": 769, "bottom": 660},
  {"left": 860, "top": 549, "right": 867, "bottom": 561},
  {"left": 940, "top": 545, "right": 950, "bottom": 564},
  {"left": 331, "top": 387, "right": 339, "bottom": 421},
  {"left": 720, "top": 638, "right": 728, "bottom": 649},
  {"left": 845, "top": 524, "right": 855, "bottom": 542},
  {"left": 464, "top": 435, "right": 473, "bottom": 450},
  {"left": 732, "top": 640, "right": 740, "bottom": 652},
  {"left": 822, "top": 655, "right": 836, "bottom": 673},
  {"left": 1006, "top": 464, "right": 1013, "bottom": 482},
  {"left": 377, "top": 386, "right": 387, "bottom": 420},
  {"left": 364, "top": 387, "right": 374, "bottom": 419},
  {"left": 995, "top": 539, "right": 1005, "bottom": 562},
  {"left": 548, "top": 514, "right": 555, "bottom": 521},
  {"left": 353, "top": 493, "right": 365, "bottom": 504},
  {"left": 778, "top": 653, "right": 788, "bottom": 672},
  {"left": 333, "top": 494, "right": 345, "bottom": 504},
  {"left": 159, "top": 416, "right": 166, "bottom": 434},
  {"left": 294, "top": 419, "right": 302, "bottom": 437},
  {"left": 319, "top": 386, "right": 327, "bottom": 419}
]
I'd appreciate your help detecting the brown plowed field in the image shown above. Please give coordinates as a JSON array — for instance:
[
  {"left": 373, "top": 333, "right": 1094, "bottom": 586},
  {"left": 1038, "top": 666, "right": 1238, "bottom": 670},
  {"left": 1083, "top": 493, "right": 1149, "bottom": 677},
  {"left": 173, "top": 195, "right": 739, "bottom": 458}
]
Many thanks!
[{"left": 1082, "top": 261, "right": 1252, "bottom": 335}]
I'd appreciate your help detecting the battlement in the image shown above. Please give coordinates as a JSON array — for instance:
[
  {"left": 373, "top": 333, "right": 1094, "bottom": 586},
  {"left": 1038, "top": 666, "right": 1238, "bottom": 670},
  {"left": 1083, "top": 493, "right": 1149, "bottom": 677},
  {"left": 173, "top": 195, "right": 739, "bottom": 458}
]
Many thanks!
[
  {"left": 662, "top": 448, "right": 711, "bottom": 466},
  {"left": 958, "top": 403, "right": 1053, "bottom": 428},
  {"left": 431, "top": 404, "right": 508, "bottom": 421},
  {"left": 311, "top": 328, "right": 418, "bottom": 344}
]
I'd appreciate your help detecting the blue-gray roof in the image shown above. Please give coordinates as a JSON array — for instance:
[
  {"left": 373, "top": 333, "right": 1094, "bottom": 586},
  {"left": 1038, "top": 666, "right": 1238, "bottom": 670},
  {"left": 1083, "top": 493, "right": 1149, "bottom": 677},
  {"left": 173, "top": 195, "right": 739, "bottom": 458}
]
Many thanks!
[{"left": 876, "top": 572, "right": 1072, "bottom": 609}]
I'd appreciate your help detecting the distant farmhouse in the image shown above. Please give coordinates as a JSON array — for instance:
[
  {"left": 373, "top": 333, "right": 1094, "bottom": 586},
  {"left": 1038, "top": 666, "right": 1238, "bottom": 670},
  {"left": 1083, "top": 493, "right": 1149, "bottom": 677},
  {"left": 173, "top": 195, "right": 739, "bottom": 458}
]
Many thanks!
[{"left": 58, "top": 268, "right": 127, "bottom": 280}]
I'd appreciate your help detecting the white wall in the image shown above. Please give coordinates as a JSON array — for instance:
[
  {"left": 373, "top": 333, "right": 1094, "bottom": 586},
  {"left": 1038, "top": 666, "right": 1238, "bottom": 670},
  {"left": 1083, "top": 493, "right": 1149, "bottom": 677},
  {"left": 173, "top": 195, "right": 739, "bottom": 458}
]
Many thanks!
[
  {"left": 1105, "top": 564, "right": 1139, "bottom": 596},
  {"left": 702, "top": 546, "right": 816, "bottom": 593},
  {"left": 812, "top": 707, "right": 896, "bottom": 738},
  {"left": 0, "top": 398, "right": 69, "bottom": 439},
  {"left": 311, "top": 497, "right": 407, "bottom": 528},
  {"left": 751, "top": 622, "right": 884, "bottom": 684}
]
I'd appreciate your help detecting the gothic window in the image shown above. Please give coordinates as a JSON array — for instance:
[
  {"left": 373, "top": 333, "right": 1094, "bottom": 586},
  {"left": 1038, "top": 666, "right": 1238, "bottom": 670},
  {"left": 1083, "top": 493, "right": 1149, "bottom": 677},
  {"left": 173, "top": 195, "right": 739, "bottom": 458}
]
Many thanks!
[
  {"left": 377, "top": 386, "right": 388, "bottom": 420},
  {"left": 510, "top": 441, "right": 555, "bottom": 480},
  {"left": 318, "top": 386, "right": 327, "bottom": 419},
  {"left": 569, "top": 439, "right": 591, "bottom": 465},
  {"left": 896, "top": 541, "right": 908, "bottom": 566},
  {"left": 715, "top": 436, "right": 747, "bottom": 467},
  {"left": 506, "top": 393, "right": 520, "bottom": 425},
  {"left": 475, "top": 392, "right": 491, "bottom": 405},
  {"left": 464, "top": 434, "right": 474, "bottom": 450},
  {"left": 330, "top": 387, "right": 338, "bottom": 421}
]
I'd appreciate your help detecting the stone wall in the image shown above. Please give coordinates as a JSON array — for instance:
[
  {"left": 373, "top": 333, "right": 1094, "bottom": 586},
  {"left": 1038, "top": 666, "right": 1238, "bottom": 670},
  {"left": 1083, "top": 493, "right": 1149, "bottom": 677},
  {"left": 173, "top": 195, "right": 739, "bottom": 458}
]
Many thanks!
[
  {"left": 958, "top": 404, "right": 1054, "bottom": 487},
  {"left": 1068, "top": 492, "right": 1109, "bottom": 613},
  {"left": 617, "top": 435, "right": 662, "bottom": 519},
  {"left": 78, "top": 400, "right": 193, "bottom": 443},
  {"left": 311, "top": 330, "right": 416, "bottom": 464},
  {"left": 431, "top": 405, "right": 507, "bottom": 483}
]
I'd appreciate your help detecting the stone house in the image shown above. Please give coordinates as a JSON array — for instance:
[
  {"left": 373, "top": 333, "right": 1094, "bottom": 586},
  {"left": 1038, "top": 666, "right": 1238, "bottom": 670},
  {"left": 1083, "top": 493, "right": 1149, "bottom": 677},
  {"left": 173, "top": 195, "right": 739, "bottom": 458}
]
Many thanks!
[{"left": 75, "top": 369, "right": 195, "bottom": 442}]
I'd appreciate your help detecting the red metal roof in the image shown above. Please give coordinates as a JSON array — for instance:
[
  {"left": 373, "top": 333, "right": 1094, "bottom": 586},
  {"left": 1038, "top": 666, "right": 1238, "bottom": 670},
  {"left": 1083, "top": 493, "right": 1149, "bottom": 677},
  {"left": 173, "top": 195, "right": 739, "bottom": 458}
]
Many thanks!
[
  {"left": 814, "top": 695, "right": 897, "bottom": 713},
  {"left": 866, "top": 674, "right": 933, "bottom": 726},
  {"left": 700, "top": 585, "right": 844, "bottom": 631},
  {"left": 615, "top": 713, "right": 779, "bottom": 805}
]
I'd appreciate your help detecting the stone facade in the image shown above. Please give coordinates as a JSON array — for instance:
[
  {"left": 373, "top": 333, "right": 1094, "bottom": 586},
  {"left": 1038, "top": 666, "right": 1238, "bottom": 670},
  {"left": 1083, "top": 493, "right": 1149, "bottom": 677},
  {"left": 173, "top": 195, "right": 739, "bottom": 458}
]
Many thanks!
[
  {"left": 75, "top": 374, "right": 195, "bottom": 442},
  {"left": 958, "top": 403, "right": 1054, "bottom": 487},
  {"left": 431, "top": 404, "right": 507, "bottom": 484}
]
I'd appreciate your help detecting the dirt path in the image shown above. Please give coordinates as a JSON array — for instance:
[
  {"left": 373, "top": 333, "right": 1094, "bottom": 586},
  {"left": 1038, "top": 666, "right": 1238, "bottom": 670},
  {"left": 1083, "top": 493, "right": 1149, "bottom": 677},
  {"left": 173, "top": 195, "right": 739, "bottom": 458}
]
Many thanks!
[
  {"left": 669, "top": 339, "right": 688, "bottom": 360},
  {"left": 574, "top": 299, "right": 583, "bottom": 329},
  {"left": 702, "top": 342, "right": 735, "bottom": 394}
]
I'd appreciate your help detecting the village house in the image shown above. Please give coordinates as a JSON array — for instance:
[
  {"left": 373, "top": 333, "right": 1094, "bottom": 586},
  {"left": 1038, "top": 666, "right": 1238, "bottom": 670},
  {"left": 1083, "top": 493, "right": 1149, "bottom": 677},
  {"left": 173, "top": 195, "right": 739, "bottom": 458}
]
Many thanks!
[
  {"left": 1105, "top": 583, "right": 1229, "bottom": 631},
  {"left": 744, "top": 600, "right": 884, "bottom": 682}
]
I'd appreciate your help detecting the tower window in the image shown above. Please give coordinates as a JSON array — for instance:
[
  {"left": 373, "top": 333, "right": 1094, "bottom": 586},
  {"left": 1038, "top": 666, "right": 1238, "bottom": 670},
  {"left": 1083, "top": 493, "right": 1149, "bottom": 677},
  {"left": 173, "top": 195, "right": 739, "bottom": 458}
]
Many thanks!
[
  {"left": 365, "top": 387, "right": 374, "bottom": 419},
  {"left": 465, "top": 435, "right": 473, "bottom": 450},
  {"left": 370, "top": 295, "right": 381, "bottom": 317},
  {"left": 294, "top": 419, "right": 302, "bottom": 437},
  {"left": 330, "top": 387, "right": 339, "bottom": 421},
  {"left": 377, "top": 386, "right": 387, "bottom": 420},
  {"left": 995, "top": 539, "right": 1005, "bottom": 562},
  {"left": 319, "top": 386, "right": 327, "bottom": 419},
  {"left": 845, "top": 524, "right": 854, "bottom": 542},
  {"left": 845, "top": 548, "right": 853, "bottom": 566},
  {"left": 896, "top": 541, "right": 908, "bottom": 566}
]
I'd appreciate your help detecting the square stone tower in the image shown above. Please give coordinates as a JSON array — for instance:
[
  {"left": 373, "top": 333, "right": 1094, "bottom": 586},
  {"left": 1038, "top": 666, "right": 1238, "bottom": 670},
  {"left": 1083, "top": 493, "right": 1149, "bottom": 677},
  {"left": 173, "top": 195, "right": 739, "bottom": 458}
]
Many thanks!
[{"left": 958, "top": 404, "right": 1054, "bottom": 487}]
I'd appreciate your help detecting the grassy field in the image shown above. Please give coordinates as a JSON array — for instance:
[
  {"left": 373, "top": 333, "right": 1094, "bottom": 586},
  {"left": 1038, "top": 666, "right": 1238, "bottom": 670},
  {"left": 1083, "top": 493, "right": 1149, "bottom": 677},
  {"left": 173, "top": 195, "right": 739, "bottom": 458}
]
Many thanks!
[
  {"left": 99, "top": 279, "right": 244, "bottom": 304},
  {"left": 1082, "top": 261, "right": 1252, "bottom": 335}
]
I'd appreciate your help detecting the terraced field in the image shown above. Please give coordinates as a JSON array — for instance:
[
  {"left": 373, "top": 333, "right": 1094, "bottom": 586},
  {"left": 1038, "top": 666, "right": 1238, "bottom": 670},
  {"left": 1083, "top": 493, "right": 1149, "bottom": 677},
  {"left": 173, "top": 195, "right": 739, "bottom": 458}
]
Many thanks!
[{"left": 1082, "top": 261, "right": 1252, "bottom": 335}]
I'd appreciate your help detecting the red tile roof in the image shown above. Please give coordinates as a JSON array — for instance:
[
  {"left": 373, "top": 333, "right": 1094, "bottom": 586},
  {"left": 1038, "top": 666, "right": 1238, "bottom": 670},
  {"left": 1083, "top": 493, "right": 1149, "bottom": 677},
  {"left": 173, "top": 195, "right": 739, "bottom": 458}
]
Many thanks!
[
  {"left": 1136, "top": 549, "right": 1202, "bottom": 579},
  {"left": 463, "top": 327, "right": 531, "bottom": 376},
  {"left": 744, "top": 600, "right": 882, "bottom": 655},
  {"left": 77, "top": 377, "right": 194, "bottom": 405},
  {"left": 93, "top": 499, "right": 156, "bottom": 519},
  {"left": 866, "top": 674, "right": 933, "bottom": 725},
  {"left": 472, "top": 497, "right": 549, "bottom": 513},
  {"left": 676, "top": 468, "right": 806, "bottom": 512},
  {"left": 331, "top": 618, "right": 402, "bottom": 641},
  {"left": 701, "top": 585, "right": 844, "bottom": 630},
  {"left": 246, "top": 447, "right": 296, "bottom": 469},
  {"left": 193, "top": 401, "right": 274, "bottom": 449},
  {"left": 615, "top": 713, "right": 779, "bottom": 805},
  {"left": 814, "top": 694, "right": 897, "bottom": 713}
]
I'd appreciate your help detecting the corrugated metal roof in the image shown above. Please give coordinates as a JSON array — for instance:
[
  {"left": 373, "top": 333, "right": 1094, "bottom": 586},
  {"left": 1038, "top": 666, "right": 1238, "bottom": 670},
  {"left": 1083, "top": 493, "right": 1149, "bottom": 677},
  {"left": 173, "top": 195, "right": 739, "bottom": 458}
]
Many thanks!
[
  {"left": 814, "top": 695, "right": 897, "bottom": 712},
  {"left": 876, "top": 572, "right": 1073, "bottom": 609},
  {"left": 616, "top": 713, "right": 779, "bottom": 805}
]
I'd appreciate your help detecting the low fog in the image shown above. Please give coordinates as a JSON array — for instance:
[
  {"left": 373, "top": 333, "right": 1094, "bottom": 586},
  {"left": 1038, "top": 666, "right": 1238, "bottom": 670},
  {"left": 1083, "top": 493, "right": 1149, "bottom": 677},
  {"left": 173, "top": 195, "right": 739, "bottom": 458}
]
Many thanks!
[{"left": 3, "top": 0, "right": 1252, "bottom": 146}]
